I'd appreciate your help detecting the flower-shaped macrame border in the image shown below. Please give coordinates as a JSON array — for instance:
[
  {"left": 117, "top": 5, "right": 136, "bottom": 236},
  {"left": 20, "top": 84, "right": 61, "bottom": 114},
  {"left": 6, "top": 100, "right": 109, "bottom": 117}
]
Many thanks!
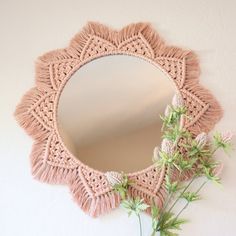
[{"left": 15, "top": 22, "right": 222, "bottom": 217}]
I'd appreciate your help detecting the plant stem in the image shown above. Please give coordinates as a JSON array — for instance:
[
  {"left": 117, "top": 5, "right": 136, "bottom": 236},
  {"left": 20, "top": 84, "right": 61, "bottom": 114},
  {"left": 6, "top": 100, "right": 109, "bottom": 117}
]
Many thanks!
[
  {"left": 174, "top": 200, "right": 189, "bottom": 220},
  {"left": 158, "top": 167, "right": 172, "bottom": 214},
  {"left": 175, "top": 180, "right": 208, "bottom": 220},
  {"left": 137, "top": 214, "right": 142, "bottom": 236},
  {"left": 151, "top": 229, "right": 156, "bottom": 236},
  {"left": 155, "top": 161, "right": 182, "bottom": 230},
  {"left": 211, "top": 147, "right": 219, "bottom": 155},
  {"left": 167, "top": 175, "right": 197, "bottom": 214},
  {"left": 159, "top": 129, "right": 180, "bottom": 212},
  {"left": 161, "top": 192, "right": 173, "bottom": 214},
  {"left": 154, "top": 174, "right": 197, "bottom": 231},
  {"left": 154, "top": 130, "right": 182, "bottom": 231}
]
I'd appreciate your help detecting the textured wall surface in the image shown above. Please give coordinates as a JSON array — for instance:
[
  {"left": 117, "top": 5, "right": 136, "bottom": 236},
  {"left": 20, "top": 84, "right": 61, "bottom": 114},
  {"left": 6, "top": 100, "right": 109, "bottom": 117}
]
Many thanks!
[{"left": 0, "top": 0, "right": 236, "bottom": 235}]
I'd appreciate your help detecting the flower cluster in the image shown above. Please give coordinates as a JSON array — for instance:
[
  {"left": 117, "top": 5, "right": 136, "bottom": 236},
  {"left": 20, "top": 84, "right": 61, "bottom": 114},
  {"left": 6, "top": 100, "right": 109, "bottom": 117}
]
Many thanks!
[
  {"left": 105, "top": 93, "right": 234, "bottom": 236},
  {"left": 150, "top": 95, "right": 234, "bottom": 235}
]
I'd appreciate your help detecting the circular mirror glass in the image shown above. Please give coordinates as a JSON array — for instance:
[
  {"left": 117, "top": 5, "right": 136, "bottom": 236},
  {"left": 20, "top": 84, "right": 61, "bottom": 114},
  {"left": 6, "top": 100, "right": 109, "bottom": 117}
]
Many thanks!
[{"left": 57, "top": 55, "right": 175, "bottom": 173}]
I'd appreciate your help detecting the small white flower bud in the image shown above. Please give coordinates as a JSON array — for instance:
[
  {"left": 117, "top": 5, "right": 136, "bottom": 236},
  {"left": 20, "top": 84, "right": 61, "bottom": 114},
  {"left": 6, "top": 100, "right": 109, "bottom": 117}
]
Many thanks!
[
  {"left": 172, "top": 94, "right": 184, "bottom": 108},
  {"left": 195, "top": 132, "right": 208, "bottom": 149},
  {"left": 212, "top": 163, "right": 224, "bottom": 177},
  {"left": 221, "top": 132, "right": 234, "bottom": 143},
  {"left": 164, "top": 105, "right": 171, "bottom": 117},
  {"left": 105, "top": 171, "right": 123, "bottom": 187},
  {"left": 152, "top": 146, "right": 160, "bottom": 162},
  {"left": 161, "top": 138, "right": 175, "bottom": 155}
]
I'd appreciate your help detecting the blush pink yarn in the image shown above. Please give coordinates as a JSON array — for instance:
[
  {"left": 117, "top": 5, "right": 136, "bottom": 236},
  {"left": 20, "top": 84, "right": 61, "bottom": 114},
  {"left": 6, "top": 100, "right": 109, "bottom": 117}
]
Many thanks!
[{"left": 14, "top": 22, "right": 223, "bottom": 217}]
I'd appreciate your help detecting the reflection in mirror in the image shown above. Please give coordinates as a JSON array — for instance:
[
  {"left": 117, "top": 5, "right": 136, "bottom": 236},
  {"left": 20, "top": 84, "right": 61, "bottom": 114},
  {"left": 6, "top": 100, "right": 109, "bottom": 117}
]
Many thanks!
[{"left": 57, "top": 55, "right": 175, "bottom": 173}]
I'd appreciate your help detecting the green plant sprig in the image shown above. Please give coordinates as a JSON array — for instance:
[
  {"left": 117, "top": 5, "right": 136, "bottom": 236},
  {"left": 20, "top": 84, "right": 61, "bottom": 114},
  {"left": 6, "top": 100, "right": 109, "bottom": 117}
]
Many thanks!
[
  {"left": 112, "top": 173, "right": 149, "bottom": 236},
  {"left": 151, "top": 103, "right": 233, "bottom": 236},
  {"left": 113, "top": 174, "right": 134, "bottom": 200},
  {"left": 109, "top": 98, "right": 233, "bottom": 236}
]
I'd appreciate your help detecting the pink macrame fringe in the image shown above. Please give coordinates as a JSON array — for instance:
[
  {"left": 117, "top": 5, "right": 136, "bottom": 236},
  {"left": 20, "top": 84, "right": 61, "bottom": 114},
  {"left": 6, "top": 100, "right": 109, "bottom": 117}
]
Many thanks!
[
  {"left": 69, "top": 174, "right": 120, "bottom": 217},
  {"left": 14, "top": 88, "right": 51, "bottom": 141},
  {"left": 30, "top": 139, "right": 77, "bottom": 185}
]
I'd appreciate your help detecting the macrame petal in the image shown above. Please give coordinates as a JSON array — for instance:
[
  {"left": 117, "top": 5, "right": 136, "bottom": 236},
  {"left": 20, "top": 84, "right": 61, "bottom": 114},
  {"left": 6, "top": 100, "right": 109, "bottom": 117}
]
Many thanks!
[
  {"left": 117, "top": 22, "right": 160, "bottom": 59},
  {"left": 36, "top": 58, "right": 81, "bottom": 90},
  {"left": 70, "top": 22, "right": 117, "bottom": 58},
  {"left": 118, "top": 34, "right": 155, "bottom": 58},
  {"left": 14, "top": 87, "right": 56, "bottom": 141},
  {"left": 128, "top": 166, "right": 167, "bottom": 210},
  {"left": 30, "top": 132, "right": 79, "bottom": 184},
  {"left": 181, "top": 86, "right": 222, "bottom": 134},
  {"left": 80, "top": 35, "right": 117, "bottom": 61},
  {"left": 69, "top": 166, "right": 120, "bottom": 217}
]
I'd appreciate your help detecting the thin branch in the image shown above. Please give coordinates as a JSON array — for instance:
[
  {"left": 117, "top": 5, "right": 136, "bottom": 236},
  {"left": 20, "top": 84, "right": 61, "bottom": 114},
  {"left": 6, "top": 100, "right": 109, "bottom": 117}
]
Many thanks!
[
  {"left": 167, "top": 175, "right": 197, "bottom": 214},
  {"left": 137, "top": 214, "right": 142, "bottom": 236},
  {"left": 175, "top": 180, "right": 208, "bottom": 220}
]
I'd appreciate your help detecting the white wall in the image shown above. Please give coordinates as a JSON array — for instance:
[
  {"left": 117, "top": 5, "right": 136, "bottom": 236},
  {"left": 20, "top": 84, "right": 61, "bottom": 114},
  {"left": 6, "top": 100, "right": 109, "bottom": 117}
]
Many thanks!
[{"left": 0, "top": 0, "right": 236, "bottom": 235}]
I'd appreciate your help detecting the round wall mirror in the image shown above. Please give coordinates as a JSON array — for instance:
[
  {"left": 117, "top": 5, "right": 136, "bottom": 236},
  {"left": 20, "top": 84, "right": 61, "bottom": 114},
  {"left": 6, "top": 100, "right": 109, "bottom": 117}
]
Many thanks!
[
  {"left": 58, "top": 55, "right": 175, "bottom": 172},
  {"left": 15, "top": 22, "right": 222, "bottom": 217}
]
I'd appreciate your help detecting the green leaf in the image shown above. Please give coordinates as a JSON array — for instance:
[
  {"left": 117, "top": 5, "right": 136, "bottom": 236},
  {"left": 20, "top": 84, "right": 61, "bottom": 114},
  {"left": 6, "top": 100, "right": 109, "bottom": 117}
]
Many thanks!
[
  {"left": 158, "top": 212, "right": 187, "bottom": 235},
  {"left": 165, "top": 175, "right": 179, "bottom": 193},
  {"left": 151, "top": 202, "right": 160, "bottom": 232},
  {"left": 203, "top": 167, "right": 221, "bottom": 184},
  {"left": 151, "top": 204, "right": 159, "bottom": 218},
  {"left": 112, "top": 174, "right": 135, "bottom": 200},
  {"left": 213, "top": 131, "right": 233, "bottom": 155},
  {"left": 121, "top": 199, "right": 133, "bottom": 210},
  {"left": 121, "top": 198, "right": 149, "bottom": 216},
  {"left": 127, "top": 210, "right": 132, "bottom": 217},
  {"left": 152, "top": 218, "right": 158, "bottom": 231},
  {"left": 134, "top": 198, "right": 149, "bottom": 215},
  {"left": 160, "top": 230, "right": 179, "bottom": 236},
  {"left": 182, "top": 192, "right": 201, "bottom": 202},
  {"left": 178, "top": 157, "right": 198, "bottom": 172},
  {"left": 158, "top": 212, "right": 175, "bottom": 230}
]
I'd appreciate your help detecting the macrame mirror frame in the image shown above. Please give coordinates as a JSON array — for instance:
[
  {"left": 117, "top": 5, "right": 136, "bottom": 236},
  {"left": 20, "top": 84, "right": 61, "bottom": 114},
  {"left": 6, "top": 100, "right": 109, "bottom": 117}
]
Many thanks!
[{"left": 15, "top": 22, "right": 222, "bottom": 217}]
